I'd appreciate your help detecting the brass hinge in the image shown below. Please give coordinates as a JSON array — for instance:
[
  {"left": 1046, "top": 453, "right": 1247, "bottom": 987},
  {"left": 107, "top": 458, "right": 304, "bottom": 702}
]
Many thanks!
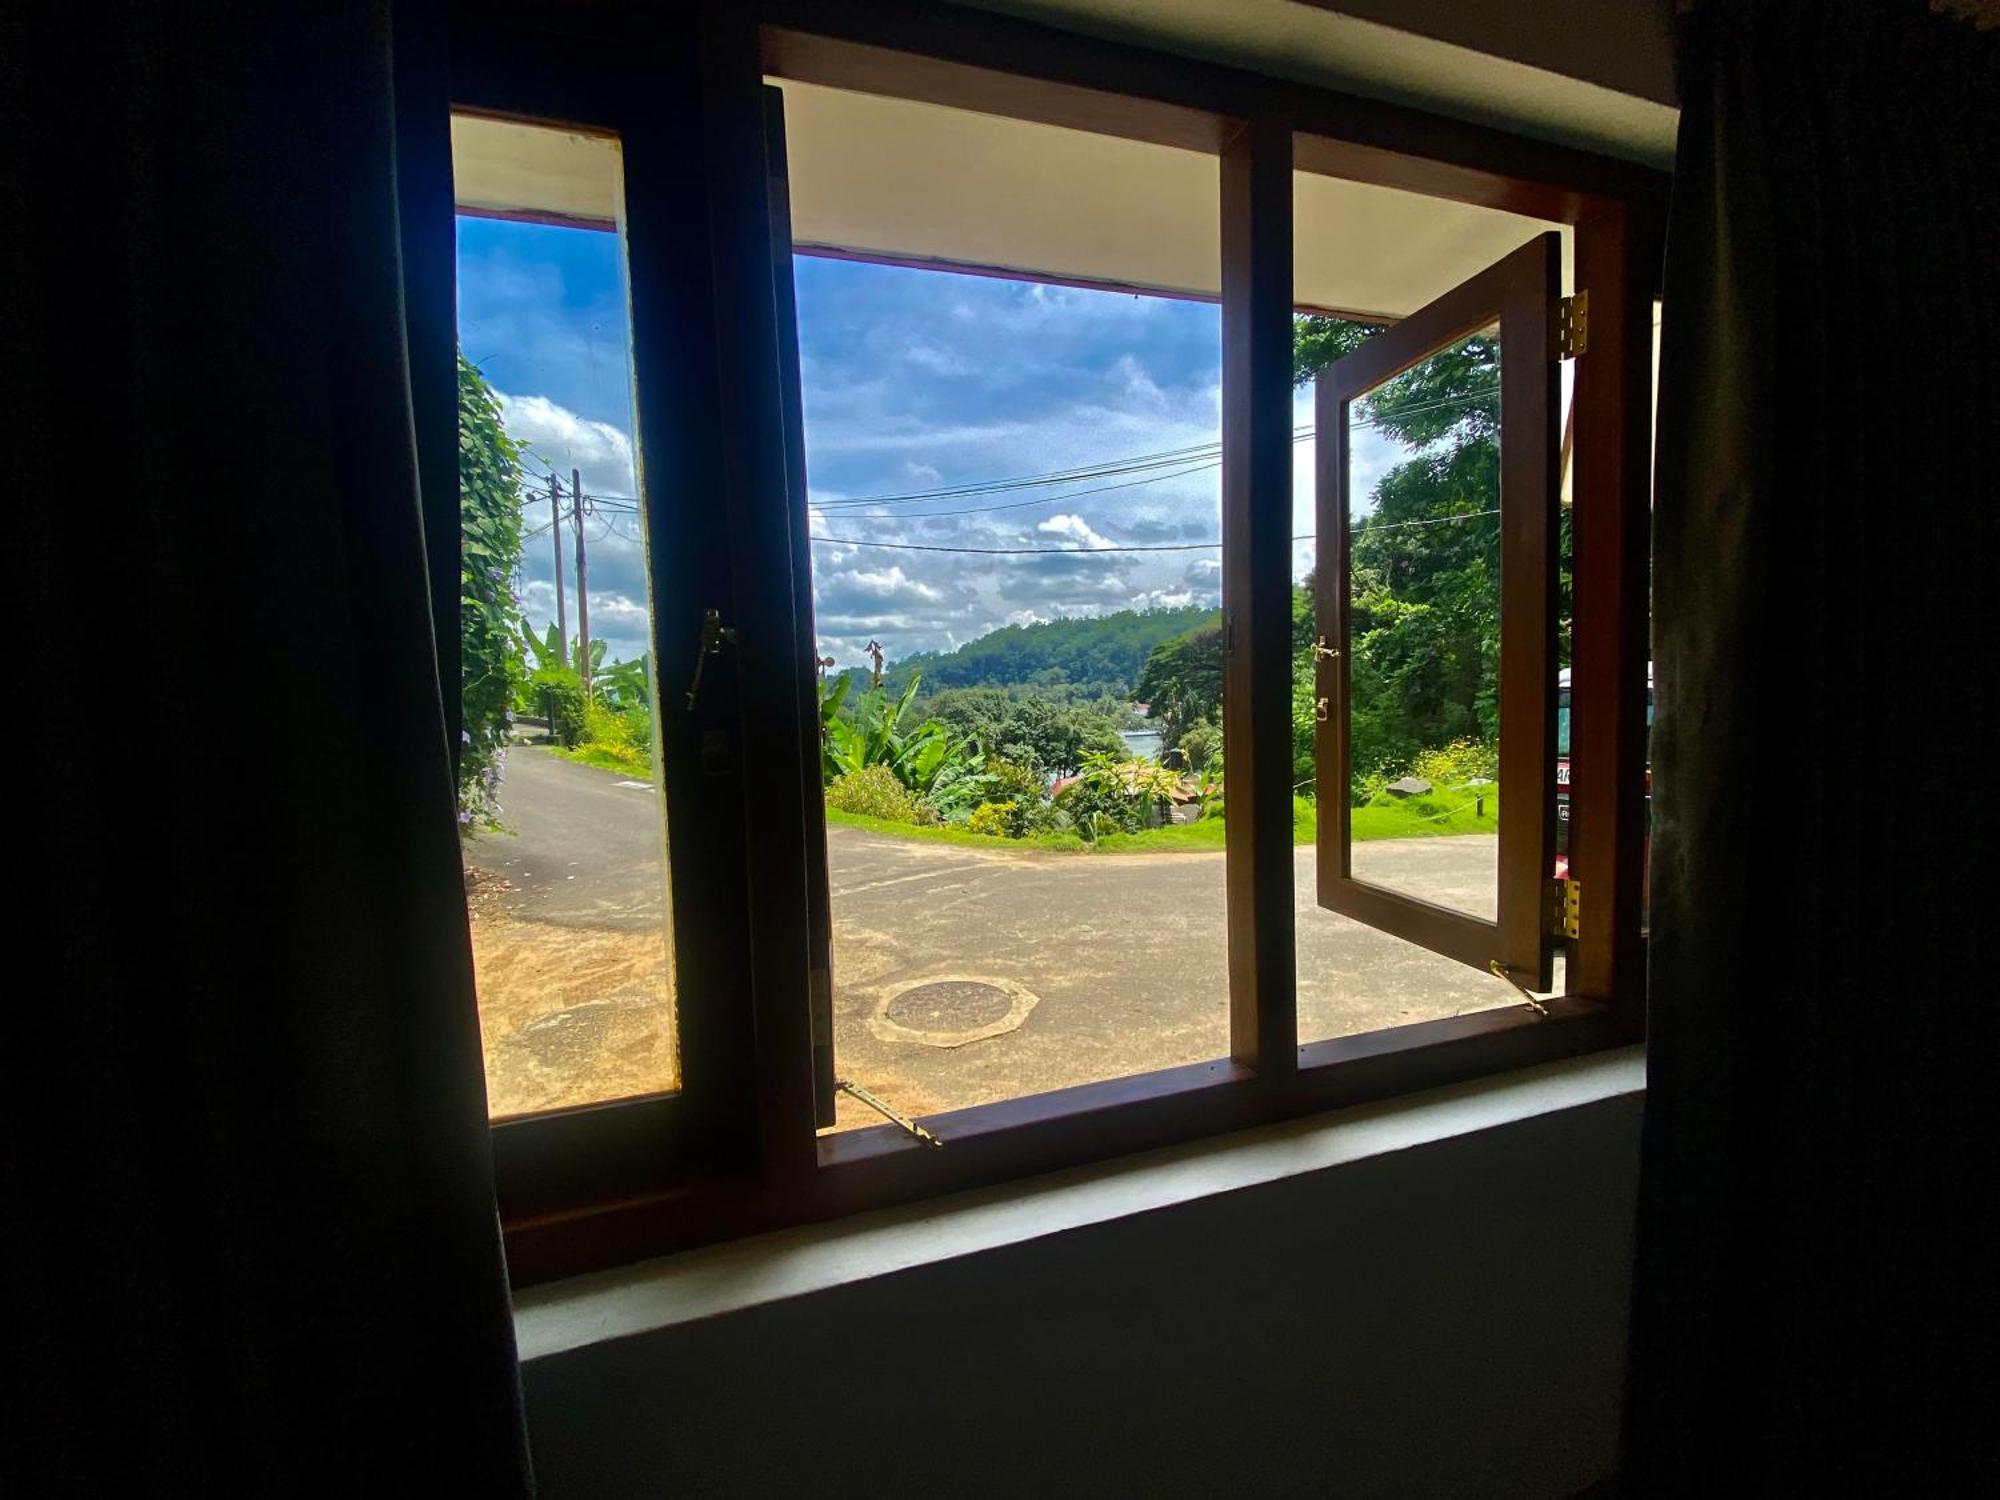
[
  {"left": 1548, "top": 877, "right": 1582, "bottom": 940},
  {"left": 1556, "top": 292, "right": 1589, "bottom": 359}
]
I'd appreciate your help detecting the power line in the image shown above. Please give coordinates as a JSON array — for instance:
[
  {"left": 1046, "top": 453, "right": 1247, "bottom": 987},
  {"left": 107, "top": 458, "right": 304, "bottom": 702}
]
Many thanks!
[
  {"left": 521, "top": 383, "right": 1499, "bottom": 534},
  {"left": 815, "top": 385, "right": 1497, "bottom": 513},
  {"left": 810, "top": 508, "right": 1498, "bottom": 556}
]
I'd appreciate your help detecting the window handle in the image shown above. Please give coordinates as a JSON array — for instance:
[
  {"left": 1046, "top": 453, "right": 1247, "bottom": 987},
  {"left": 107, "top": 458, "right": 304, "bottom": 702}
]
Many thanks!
[
  {"left": 1315, "top": 635, "right": 1340, "bottom": 661},
  {"left": 684, "top": 608, "right": 739, "bottom": 710}
]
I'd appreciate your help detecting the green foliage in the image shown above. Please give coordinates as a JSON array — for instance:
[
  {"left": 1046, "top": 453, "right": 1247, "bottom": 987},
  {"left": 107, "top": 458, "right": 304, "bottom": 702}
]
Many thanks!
[
  {"left": 1292, "top": 315, "right": 1383, "bottom": 384},
  {"left": 819, "top": 672, "right": 980, "bottom": 798},
  {"left": 982, "top": 758, "right": 1048, "bottom": 803},
  {"left": 595, "top": 652, "right": 652, "bottom": 709},
  {"left": 576, "top": 699, "right": 653, "bottom": 770},
  {"left": 529, "top": 667, "right": 586, "bottom": 748},
  {"left": 1289, "top": 313, "right": 1519, "bottom": 801},
  {"left": 1133, "top": 620, "right": 1224, "bottom": 747},
  {"left": 1177, "top": 718, "right": 1222, "bottom": 772},
  {"left": 456, "top": 353, "right": 528, "bottom": 825},
  {"left": 822, "top": 805, "right": 1087, "bottom": 852},
  {"left": 522, "top": 621, "right": 634, "bottom": 698},
  {"left": 1408, "top": 738, "right": 1498, "bottom": 788},
  {"left": 1056, "top": 750, "right": 1183, "bottom": 841},
  {"left": 864, "top": 604, "right": 1216, "bottom": 701},
  {"left": 966, "top": 800, "right": 1023, "bottom": 839},
  {"left": 924, "top": 687, "right": 1124, "bottom": 775},
  {"left": 827, "top": 765, "right": 927, "bottom": 824}
]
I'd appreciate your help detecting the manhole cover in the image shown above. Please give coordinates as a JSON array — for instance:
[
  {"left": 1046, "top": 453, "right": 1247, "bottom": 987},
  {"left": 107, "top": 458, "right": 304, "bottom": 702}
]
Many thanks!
[
  {"left": 870, "top": 975, "right": 1041, "bottom": 1048},
  {"left": 885, "top": 980, "right": 1015, "bottom": 1033}
]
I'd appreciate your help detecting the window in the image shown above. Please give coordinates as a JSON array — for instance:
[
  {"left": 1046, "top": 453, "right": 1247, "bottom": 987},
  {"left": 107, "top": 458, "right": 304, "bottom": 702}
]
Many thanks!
[
  {"left": 451, "top": 116, "right": 682, "bottom": 1121},
  {"left": 445, "top": 9, "right": 1659, "bottom": 1283},
  {"left": 766, "top": 80, "right": 1231, "bottom": 1134}
]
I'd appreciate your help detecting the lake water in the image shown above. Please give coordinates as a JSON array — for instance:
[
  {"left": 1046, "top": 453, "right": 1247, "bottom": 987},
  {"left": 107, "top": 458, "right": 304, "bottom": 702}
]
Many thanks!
[{"left": 1120, "top": 729, "right": 1165, "bottom": 762}]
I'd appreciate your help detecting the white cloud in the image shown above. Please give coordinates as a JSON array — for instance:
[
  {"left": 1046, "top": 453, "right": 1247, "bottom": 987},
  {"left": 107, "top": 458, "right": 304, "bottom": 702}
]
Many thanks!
[
  {"left": 1036, "top": 513, "right": 1116, "bottom": 550},
  {"left": 496, "top": 391, "right": 637, "bottom": 498},
  {"left": 833, "top": 565, "right": 945, "bottom": 604}
]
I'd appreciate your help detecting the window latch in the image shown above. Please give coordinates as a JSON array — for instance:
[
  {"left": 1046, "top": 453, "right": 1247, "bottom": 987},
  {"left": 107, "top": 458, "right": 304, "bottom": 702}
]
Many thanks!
[
  {"left": 684, "top": 607, "right": 739, "bottom": 710},
  {"left": 1315, "top": 635, "right": 1340, "bottom": 661}
]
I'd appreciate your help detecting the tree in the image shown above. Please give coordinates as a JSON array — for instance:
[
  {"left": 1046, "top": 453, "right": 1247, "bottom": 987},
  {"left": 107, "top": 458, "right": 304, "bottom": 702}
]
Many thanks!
[
  {"left": 924, "top": 687, "right": 1124, "bottom": 775},
  {"left": 457, "top": 353, "right": 528, "bottom": 824},
  {"left": 1134, "top": 620, "right": 1224, "bottom": 748},
  {"left": 1291, "top": 315, "right": 1535, "bottom": 798}
]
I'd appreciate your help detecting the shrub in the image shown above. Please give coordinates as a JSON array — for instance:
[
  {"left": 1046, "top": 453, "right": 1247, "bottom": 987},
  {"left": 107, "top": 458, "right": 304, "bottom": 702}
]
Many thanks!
[
  {"left": 1021, "top": 799, "right": 1074, "bottom": 837},
  {"left": 1408, "top": 738, "right": 1498, "bottom": 788},
  {"left": 580, "top": 700, "right": 652, "bottom": 769},
  {"left": 530, "top": 668, "right": 587, "bottom": 747},
  {"left": 966, "top": 800, "right": 1023, "bottom": 839},
  {"left": 827, "top": 765, "right": 925, "bottom": 824},
  {"left": 1177, "top": 718, "right": 1222, "bottom": 772},
  {"left": 983, "top": 758, "right": 1047, "bottom": 803}
]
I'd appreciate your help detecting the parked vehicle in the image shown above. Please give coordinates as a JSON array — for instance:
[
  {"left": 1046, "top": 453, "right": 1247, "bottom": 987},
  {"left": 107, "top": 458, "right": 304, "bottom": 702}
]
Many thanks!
[{"left": 1554, "top": 665, "right": 1654, "bottom": 884}]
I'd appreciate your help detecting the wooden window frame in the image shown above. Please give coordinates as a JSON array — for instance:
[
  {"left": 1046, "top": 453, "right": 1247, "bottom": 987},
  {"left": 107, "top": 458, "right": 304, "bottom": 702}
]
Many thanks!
[
  {"left": 1313, "top": 233, "right": 1560, "bottom": 988},
  {"left": 446, "top": 0, "right": 1662, "bottom": 1286}
]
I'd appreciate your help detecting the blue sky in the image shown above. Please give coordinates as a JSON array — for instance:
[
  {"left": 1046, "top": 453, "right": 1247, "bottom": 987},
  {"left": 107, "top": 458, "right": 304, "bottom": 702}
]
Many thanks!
[{"left": 457, "top": 216, "right": 1394, "bottom": 669}]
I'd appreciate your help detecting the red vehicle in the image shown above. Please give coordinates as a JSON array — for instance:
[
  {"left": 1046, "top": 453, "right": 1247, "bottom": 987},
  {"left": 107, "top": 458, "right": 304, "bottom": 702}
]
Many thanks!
[{"left": 1553, "top": 665, "right": 1653, "bottom": 884}]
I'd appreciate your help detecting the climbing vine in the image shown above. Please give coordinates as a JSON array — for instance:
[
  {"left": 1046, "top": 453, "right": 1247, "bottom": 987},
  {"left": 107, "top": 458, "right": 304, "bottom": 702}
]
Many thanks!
[{"left": 457, "top": 352, "right": 528, "bottom": 826}]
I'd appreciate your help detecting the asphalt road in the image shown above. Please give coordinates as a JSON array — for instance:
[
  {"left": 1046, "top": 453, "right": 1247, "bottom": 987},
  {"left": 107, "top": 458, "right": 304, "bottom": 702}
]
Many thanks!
[{"left": 465, "top": 747, "right": 1520, "bottom": 1125}]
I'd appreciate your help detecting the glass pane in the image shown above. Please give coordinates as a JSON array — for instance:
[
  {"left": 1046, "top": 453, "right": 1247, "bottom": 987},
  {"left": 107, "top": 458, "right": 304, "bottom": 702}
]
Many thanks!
[
  {"left": 1343, "top": 327, "right": 1502, "bottom": 921},
  {"left": 450, "top": 116, "right": 679, "bottom": 1118},
  {"left": 772, "top": 79, "right": 1228, "bottom": 1132}
]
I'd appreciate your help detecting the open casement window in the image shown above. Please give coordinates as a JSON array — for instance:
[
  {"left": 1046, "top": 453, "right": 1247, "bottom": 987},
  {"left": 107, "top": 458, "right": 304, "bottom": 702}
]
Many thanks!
[
  {"left": 761, "top": 84, "right": 840, "bottom": 1131},
  {"left": 1313, "top": 232, "right": 1563, "bottom": 991}
]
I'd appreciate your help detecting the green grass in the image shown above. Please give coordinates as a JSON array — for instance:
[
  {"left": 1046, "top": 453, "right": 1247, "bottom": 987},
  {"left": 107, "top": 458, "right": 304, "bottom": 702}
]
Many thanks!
[
  {"left": 1350, "top": 782, "right": 1499, "bottom": 841},
  {"left": 553, "top": 743, "right": 652, "bottom": 776},
  {"left": 823, "top": 805, "right": 1088, "bottom": 851},
  {"left": 828, "top": 784, "right": 1497, "bottom": 855}
]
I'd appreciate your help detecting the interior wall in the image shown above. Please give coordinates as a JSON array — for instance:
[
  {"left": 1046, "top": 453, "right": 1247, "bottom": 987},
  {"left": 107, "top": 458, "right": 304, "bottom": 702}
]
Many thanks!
[{"left": 522, "top": 1090, "right": 1641, "bottom": 1498}]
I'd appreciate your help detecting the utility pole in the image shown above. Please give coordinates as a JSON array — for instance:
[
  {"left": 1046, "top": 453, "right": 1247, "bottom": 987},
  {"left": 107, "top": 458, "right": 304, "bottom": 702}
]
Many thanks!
[
  {"left": 572, "top": 466, "right": 591, "bottom": 700},
  {"left": 548, "top": 472, "right": 568, "bottom": 664}
]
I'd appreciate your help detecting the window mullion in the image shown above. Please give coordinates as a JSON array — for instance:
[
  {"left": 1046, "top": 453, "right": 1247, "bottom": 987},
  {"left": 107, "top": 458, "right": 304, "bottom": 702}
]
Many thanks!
[{"left": 1220, "top": 117, "right": 1298, "bottom": 1075}]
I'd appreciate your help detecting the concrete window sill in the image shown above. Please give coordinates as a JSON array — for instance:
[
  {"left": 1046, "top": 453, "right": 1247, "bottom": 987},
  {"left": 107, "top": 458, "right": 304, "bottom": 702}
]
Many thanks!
[{"left": 513, "top": 1045, "right": 1645, "bottom": 1362}]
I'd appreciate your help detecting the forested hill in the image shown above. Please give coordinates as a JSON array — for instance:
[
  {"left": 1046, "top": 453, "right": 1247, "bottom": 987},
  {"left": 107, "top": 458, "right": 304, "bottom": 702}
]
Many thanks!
[{"left": 854, "top": 604, "right": 1220, "bottom": 699}]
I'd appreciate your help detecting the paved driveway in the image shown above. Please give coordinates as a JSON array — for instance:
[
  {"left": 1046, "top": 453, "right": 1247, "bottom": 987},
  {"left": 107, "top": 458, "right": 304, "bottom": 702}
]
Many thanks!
[{"left": 464, "top": 748, "right": 1521, "bottom": 1125}]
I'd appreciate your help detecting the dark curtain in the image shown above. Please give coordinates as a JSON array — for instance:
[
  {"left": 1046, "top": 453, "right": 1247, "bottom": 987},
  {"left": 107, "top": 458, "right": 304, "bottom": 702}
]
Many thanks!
[
  {"left": 1629, "top": 1, "right": 1997, "bottom": 1492},
  {"left": 2, "top": 2, "right": 531, "bottom": 1491}
]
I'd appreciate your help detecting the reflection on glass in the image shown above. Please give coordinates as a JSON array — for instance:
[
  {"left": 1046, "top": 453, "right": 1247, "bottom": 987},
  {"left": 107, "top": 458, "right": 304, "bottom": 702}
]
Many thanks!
[
  {"left": 1344, "top": 327, "right": 1501, "bottom": 922},
  {"left": 450, "top": 116, "right": 679, "bottom": 1118}
]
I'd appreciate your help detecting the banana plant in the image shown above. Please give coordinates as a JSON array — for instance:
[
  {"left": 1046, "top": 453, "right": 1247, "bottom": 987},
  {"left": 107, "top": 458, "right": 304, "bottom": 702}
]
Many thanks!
[
  {"left": 523, "top": 623, "right": 649, "bottom": 706},
  {"left": 819, "top": 671, "right": 978, "bottom": 797},
  {"left": 596, "top": 652, "right": 651, "bottom": 709},
  {"left": 522, "top": 622, "right": 608, "bottom": 678}
]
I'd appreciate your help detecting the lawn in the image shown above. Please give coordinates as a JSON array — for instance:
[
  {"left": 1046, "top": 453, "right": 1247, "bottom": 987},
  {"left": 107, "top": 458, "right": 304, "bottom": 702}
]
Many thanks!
[
  {"left": 553, "top": 743, "right": 650, "bottom": 775},
  {"left": 826, "top": 785, "right": 1498, "bottom": 854}
]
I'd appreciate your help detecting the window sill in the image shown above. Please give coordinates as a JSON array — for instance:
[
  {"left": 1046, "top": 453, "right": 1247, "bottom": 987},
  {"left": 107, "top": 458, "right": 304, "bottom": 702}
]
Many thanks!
[{"left": 512, "top": 1043, "right": 1643, "bottom": 1362}]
